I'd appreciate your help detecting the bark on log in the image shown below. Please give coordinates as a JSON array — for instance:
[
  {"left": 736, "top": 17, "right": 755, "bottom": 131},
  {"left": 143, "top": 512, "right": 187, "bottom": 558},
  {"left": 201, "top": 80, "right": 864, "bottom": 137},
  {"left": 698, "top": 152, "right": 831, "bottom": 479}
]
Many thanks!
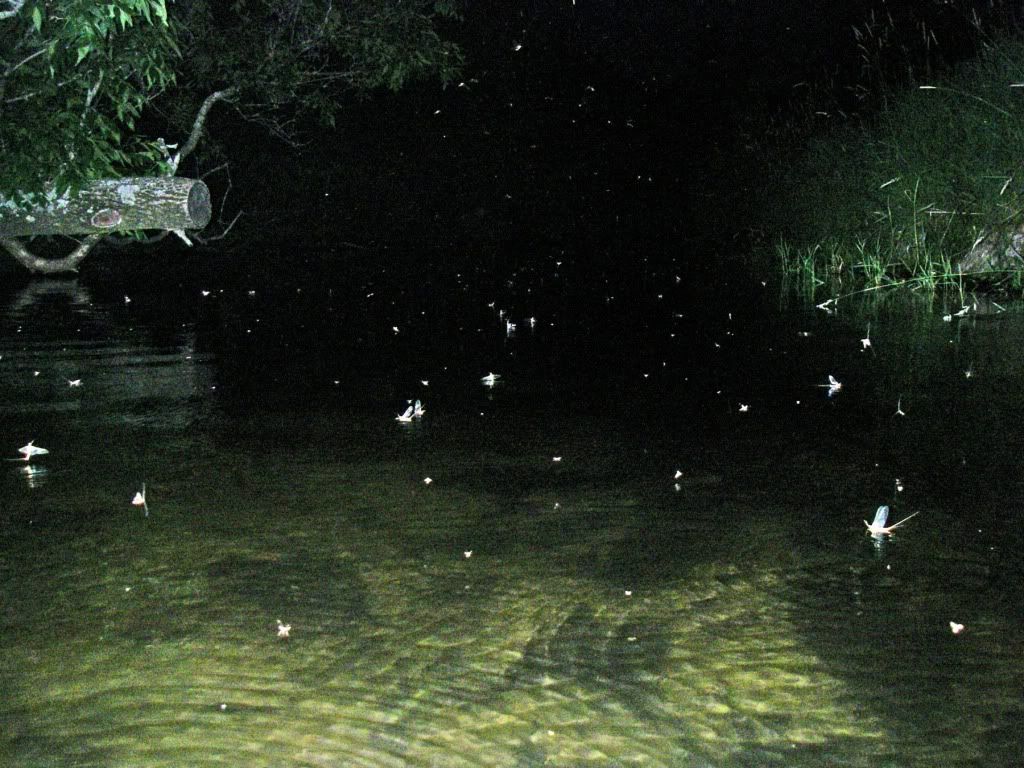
[{"left": 0, "top": 177, "right": 211, "bottom": 237}]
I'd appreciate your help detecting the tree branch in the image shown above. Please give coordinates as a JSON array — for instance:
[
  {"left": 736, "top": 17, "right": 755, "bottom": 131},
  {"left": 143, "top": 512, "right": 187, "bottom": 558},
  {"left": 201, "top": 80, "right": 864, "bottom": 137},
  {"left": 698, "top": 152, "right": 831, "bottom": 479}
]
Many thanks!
[
  {"left": 105, "top": 230, "right": 170, "bottom": 248},
  {"left": 192, "top": 211, "right": 242, "bottom": 245},
  {"left": 0, "top": 0, "right": 25, "bottom": 21},
  {"left": 4, "top": 46, "right": 46, "bottom": 77},
  {"left": 0, "top": 234, "right": 102, "bottom": 274},
  {"left": 169, "top": 87, "right": 238, "bottom": 172}
]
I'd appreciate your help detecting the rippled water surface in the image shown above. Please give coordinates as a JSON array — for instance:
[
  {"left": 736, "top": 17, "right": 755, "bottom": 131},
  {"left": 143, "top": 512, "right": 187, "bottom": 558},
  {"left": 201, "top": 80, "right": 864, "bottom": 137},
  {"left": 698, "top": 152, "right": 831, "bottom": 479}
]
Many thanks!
[{"left": 1, "top": 276, "right": 1022, "bottom": 767}]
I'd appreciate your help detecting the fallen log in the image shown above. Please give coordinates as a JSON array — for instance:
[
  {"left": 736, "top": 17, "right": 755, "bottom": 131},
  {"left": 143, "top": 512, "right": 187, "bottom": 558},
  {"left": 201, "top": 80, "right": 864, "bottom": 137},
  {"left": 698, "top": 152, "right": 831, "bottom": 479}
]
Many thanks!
[{"left": 0, "top": 177, "right": 211, "bottom": 237}]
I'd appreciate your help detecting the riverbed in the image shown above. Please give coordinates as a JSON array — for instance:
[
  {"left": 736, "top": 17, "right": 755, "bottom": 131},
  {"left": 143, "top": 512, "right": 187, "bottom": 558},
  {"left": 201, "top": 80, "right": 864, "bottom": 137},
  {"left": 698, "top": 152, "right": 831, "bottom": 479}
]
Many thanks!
[{"left": 1, "top": 273, "right": 1021, "bottom": 767}]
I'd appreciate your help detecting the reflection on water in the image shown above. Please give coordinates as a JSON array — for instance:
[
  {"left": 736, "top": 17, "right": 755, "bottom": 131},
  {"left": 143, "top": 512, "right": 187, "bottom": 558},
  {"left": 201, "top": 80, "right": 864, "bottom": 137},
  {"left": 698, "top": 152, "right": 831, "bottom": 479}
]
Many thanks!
[
  {"left": 1, "top": 278, "right": 1023, "bottom": 767},
  {"left": 0, "top": 280, "right": 214, "bottom": 428},
  {"left": 14, "top": 463, "right": 49, "bottom": 489}
]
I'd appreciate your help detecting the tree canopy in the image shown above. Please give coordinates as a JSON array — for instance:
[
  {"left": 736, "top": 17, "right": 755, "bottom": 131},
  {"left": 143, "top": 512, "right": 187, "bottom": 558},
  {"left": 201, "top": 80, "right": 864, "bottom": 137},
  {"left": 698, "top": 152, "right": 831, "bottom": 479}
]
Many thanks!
[
  {"left": 0, "top": 0, "right": 464, "bottom": 202},
  {"left": 1, "top": 0, "right": 179, "bottom": 199}
]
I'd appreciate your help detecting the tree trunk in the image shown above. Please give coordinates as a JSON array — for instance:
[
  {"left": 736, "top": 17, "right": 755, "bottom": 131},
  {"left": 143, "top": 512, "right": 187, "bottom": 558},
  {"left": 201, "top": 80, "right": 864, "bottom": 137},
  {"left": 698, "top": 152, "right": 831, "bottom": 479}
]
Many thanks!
[{"left": 0, "top": 177, "right": 211, "bottom": 237}]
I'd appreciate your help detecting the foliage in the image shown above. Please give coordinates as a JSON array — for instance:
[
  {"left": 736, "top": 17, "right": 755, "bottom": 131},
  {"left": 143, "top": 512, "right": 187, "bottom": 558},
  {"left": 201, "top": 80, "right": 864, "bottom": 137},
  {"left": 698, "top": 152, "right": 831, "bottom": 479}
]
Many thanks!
[
  {"left": 0, "top": 1, "right": 179, "bottom": 199},
  {"left": 173, "top": 0, "right": 463, "bottom": 134},
  {"left": 691, "top": 0, "right": 1024, "bottom": 293},
  {"left": 0, "top": 0, "right": 464, "bottom": 201},
  {"left": 768, "top": 33, "right": 1024, "bottom": 291}
]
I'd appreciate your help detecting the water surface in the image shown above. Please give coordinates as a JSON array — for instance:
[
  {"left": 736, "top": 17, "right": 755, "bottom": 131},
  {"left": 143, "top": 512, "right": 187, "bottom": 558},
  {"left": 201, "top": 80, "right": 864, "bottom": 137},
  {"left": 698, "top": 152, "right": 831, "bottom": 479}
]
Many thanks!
[{"left": 1, "top": 276, "right": 1021, "bottom": 767}]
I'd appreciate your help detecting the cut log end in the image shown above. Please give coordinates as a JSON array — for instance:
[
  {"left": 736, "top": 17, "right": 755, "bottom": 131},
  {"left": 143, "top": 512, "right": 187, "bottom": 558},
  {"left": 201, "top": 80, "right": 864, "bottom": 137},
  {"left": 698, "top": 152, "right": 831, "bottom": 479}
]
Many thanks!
[{"left": 187, "top": 179, "right": 212, "bottom": 228}]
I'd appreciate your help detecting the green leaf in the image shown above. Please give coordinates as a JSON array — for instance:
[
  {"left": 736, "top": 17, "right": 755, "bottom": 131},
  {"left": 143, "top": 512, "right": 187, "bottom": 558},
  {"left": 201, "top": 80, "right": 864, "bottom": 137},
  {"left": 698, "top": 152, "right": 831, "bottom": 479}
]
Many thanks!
[
  {"left": 31, "top": 5, "right": 42, "bottom": 31},
  {"left": 76, "top": 45, "right": 92, "bottom": 65}
]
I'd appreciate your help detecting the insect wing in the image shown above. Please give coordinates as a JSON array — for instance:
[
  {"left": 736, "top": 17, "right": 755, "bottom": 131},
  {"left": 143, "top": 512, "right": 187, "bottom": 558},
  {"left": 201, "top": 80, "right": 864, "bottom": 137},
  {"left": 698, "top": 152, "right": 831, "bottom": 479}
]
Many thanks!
[{"left": 871, "top": 505, "right": 889, "bottom": 529}]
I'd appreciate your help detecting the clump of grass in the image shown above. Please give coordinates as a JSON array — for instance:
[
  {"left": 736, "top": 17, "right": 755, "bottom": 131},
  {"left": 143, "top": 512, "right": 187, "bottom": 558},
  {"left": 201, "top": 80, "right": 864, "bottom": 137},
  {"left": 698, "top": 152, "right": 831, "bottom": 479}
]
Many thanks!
[
  {"left": 766, "top": 32, "right": 1024, "bottom": 293},
  {"left": 777, "top": 240, "right": 846, "bottom": 296}
]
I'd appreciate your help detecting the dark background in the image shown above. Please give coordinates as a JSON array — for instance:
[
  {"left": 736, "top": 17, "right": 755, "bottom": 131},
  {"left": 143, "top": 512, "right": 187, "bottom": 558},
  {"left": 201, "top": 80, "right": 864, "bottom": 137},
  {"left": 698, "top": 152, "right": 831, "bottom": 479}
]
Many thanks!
[{"left": 21, "top": 1, "right": 1020, "bottom": 289}]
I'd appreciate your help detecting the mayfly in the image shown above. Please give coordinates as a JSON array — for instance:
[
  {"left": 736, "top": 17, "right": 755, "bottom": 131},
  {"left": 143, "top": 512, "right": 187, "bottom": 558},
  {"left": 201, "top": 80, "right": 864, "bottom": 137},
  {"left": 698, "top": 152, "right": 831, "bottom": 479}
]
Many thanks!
[
  {"left": 13, "top": 441, "right": 48, "bottom": 461},
  {"left": 132, "top": 484, "right": 149, "bottom": 517},
  {"left": 864, "top": 505, "right": 919, "bottom": 535},
  {"left": 818, "top": 375, "right": 842, "bottom": 397}
]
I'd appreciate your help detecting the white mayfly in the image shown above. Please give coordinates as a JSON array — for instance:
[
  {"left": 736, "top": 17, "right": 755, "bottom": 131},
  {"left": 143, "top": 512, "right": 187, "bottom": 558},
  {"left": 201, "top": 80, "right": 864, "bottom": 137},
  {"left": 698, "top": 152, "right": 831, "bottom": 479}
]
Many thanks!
[
  {"left": 15, "top": 441, "right": 49, "bottom": 461},
  {"left": 864, "top": 505, "right": 919, "bottom": 536},
  {"left": 818, "top": 374, "right": 842, "bottom": 397},
  {"left": 132, "top": 484, "right": 149, "bottom": 516}
]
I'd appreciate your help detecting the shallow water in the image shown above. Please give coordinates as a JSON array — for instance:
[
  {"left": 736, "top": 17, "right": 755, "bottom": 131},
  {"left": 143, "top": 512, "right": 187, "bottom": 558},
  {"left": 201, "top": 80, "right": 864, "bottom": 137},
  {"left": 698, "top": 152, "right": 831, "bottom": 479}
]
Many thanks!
[{"left": 1, "top": 277, "right": 1022, "bottom": 767}]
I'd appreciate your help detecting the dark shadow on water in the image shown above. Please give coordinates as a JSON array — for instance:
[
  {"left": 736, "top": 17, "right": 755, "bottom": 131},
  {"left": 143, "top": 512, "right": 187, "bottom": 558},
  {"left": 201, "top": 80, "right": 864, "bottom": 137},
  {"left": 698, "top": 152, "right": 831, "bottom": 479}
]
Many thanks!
[
  {"left": 205, "top": 549, "right": 371, "bottom": 629},
  {"left": 503, "top": 601, "right": 671, "bottom": 693}
]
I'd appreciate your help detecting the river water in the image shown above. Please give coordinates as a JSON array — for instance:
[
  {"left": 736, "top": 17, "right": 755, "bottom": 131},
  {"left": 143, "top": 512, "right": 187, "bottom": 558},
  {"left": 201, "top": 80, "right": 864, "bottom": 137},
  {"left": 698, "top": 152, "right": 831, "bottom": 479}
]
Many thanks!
[{"left": 1, "top": 272, "right": 1021, "bottom": 767}]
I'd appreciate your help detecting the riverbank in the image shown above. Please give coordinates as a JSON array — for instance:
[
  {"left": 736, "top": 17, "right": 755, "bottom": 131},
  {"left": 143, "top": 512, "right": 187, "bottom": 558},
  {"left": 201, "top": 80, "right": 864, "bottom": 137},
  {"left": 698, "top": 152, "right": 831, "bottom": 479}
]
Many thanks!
[{"left": 756, "top": 32, "right": 1024, "bottom": 295}]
